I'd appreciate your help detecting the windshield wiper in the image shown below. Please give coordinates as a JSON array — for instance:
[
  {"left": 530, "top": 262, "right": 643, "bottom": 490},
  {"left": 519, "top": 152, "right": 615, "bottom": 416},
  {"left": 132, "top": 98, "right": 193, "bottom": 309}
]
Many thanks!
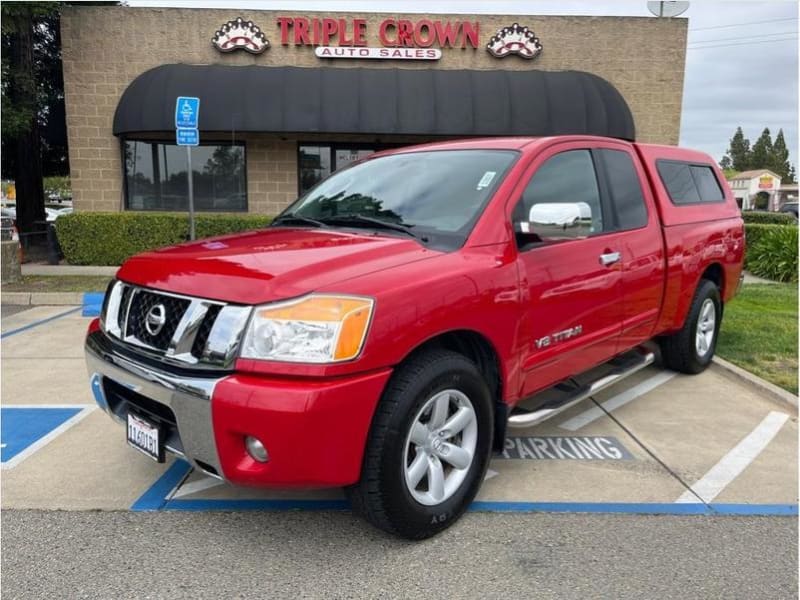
[
  {"left": 320, "top": 215, "right": 428, "bottom": 242},
  {"left": 272, "top": 213, "right": 328, "bottom": 228}
]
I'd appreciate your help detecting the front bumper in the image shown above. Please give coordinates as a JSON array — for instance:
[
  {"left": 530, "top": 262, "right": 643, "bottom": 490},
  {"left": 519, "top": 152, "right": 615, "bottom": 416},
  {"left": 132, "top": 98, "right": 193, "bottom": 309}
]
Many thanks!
[{"left": 85, "top": 330, "right": 392, "bottom": 487}]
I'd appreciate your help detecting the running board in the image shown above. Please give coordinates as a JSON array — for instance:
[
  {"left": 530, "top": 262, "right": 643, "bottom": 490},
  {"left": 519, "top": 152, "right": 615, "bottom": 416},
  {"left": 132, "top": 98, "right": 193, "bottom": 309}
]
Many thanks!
[{"left": 507, "top": 349, "right": 655, "bottom": 429}]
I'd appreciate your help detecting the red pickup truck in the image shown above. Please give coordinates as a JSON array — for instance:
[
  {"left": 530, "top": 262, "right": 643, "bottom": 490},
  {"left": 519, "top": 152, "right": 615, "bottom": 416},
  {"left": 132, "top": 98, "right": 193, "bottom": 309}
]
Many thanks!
[{"left": 86, "top": 135, "right": 744, "bottom": 538}]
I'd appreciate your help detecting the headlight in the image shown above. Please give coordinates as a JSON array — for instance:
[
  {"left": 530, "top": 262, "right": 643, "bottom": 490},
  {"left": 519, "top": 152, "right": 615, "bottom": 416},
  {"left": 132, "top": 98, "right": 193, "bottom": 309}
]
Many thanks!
[{"left": 240, "top": 294, "right": 374, "bottom": 363}]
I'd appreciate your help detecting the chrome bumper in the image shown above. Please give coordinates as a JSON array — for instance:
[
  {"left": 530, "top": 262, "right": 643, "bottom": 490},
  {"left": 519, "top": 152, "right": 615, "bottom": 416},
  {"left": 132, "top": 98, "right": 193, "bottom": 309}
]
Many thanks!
[{"left": 85, "top": 331, "right": 225, "bottom": 478}]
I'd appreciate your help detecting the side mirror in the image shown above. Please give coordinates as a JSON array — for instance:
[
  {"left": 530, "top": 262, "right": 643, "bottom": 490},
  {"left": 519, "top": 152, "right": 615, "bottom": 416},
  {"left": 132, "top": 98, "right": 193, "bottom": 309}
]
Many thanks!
[{"left": 514, "top": 202, "right": 593, "bottom": 240}]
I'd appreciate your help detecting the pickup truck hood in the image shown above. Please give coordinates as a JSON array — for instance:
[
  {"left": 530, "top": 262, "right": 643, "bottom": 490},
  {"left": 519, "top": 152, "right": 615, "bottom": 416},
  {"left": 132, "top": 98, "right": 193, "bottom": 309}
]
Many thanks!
[{"left": 116, "top": 227, "right": 439, "bottom": 304}]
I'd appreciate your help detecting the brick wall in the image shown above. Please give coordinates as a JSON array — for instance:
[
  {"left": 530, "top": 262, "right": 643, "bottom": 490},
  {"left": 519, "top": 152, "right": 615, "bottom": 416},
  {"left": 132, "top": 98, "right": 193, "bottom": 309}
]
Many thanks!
[{"left": 61, "top": 7, "right": 687, "bottom": 213}]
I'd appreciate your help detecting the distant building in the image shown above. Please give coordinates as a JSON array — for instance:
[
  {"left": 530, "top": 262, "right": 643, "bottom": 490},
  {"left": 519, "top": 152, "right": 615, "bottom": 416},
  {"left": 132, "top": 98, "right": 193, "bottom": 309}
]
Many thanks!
[
  {"left": 727, "top": 169, "right": 782, "bottom": 210},
  {"left": 776, "top": 183, "right": 798, "bottom": 209}
]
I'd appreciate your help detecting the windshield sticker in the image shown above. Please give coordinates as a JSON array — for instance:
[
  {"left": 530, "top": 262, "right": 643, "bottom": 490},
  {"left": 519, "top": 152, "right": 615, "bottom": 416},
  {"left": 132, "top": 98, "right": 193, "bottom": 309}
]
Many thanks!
[{"left": 476, "top": 171, "right": 496, "bottom": 190}]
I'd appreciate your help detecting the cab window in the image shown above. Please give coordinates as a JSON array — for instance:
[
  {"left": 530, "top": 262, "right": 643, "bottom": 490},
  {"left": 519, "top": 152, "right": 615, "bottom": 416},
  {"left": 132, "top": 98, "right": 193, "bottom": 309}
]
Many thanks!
[
  {"left": 513, "top": 150, "right": 604, "bottom": 247},
  {"left": 597, "top": 149, "right": 648, "bottom": 230}
]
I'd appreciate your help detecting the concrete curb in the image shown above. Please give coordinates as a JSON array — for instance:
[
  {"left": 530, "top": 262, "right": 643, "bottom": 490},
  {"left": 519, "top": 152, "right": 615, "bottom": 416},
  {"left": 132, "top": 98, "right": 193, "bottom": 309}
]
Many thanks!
[
  {"left": 2, "top": 292, "right": 84, "bottom": 306},
  {"left": 22, "top": 265, "right": 118, "bottom": 276},
  {"left": 712, "top": 356, "right": 798, "bottom": 410}
]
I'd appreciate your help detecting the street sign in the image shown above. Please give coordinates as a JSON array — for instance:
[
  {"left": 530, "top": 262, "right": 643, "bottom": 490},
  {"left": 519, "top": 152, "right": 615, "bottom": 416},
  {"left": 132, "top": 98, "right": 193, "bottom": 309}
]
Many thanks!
[
  {"left": 176, "top": 128, "right": 199, "bottom": 146},
  {"left": 175, "top": 96, "right": 200, "bottom": 129}
]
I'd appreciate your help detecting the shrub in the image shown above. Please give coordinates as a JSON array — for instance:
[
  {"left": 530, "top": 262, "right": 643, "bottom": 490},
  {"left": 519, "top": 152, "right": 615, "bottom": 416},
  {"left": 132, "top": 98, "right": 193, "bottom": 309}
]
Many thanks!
[
  {"left": 742, "top": 211, "right": 797, "bottom": 225},
  {"left": 55, "top": 212, "right": 272, "bottom": 266},
  {"left": 746, "top": 225, "right": 798, "bottom": 282}
]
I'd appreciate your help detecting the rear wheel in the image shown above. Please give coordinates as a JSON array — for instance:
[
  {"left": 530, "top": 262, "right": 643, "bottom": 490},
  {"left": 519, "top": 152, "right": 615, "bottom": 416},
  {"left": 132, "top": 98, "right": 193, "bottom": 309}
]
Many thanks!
[
  {"left": 349, "top": 349, "right": 493, "bottom": 539},
  {"left": 660, "top": 279, "right": 721, "bottom": 374}
]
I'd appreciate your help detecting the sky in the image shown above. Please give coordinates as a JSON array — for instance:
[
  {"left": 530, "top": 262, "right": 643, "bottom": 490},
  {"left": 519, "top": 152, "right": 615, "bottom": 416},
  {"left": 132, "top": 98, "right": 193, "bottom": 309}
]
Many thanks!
[{"left": 128, "top": 0, "right": 799, "bottom": 167}]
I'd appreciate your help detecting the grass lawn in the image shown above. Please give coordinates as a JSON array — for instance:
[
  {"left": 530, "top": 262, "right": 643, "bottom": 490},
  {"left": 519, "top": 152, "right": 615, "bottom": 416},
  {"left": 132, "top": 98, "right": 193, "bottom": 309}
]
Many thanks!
[
  {"left": 717, "top": 283, "right": 798, "bottom": 394},
  {"left": 2, "top": 275, "right": 112, "bottom": 293}
]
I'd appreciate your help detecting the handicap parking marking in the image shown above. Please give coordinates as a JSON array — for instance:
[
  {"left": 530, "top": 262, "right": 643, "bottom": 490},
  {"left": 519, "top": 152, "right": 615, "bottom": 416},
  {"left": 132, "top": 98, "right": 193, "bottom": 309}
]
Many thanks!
[
  {"left": 499, "top": 435, "right": 634, "bottom": 460},
  {"left": 1, "top": 404, "right": 96, "bottom": 469},
  {"left": 676, "top": 411, "right": 790, "bottom": 504}
]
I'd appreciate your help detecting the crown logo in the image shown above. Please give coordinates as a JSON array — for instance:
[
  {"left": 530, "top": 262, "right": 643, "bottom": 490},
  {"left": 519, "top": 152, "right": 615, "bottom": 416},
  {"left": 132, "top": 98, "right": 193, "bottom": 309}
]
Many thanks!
[
  {"left": 486, "top": 23, "right": 543, "bottom": 59},
  {"left": 212, "top": 17, "right": 270, "bottom": 54}
]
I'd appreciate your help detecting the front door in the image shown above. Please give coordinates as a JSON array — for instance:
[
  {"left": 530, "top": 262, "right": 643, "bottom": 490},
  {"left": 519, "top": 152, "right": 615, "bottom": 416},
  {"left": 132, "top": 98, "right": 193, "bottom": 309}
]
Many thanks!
[{"left": 511, "top": 145, "right": 623, "bottom": 398}]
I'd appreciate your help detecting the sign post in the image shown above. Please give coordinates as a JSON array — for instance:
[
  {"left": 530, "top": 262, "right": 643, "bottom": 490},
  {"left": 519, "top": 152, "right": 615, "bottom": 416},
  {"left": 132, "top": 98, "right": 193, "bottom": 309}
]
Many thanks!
[{"left": 175, "top": 97, "right": 200, "bottom": 240}]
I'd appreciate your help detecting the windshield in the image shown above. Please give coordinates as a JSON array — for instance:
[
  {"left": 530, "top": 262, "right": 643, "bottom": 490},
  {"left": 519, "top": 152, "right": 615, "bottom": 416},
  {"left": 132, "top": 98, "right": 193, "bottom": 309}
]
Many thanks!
[{"left": 279, "top": 149, "right": 518, "bottom": 249}]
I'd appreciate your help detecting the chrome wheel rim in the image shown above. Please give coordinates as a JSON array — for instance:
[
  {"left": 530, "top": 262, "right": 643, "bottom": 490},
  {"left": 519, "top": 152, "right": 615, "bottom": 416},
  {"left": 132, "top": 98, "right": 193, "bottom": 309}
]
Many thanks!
[
  {"left": 403, "top": 389, "right": 478, "bottom": 506},
  {"left": 695, "top": 298, "right": 716, "bottom": 358}
]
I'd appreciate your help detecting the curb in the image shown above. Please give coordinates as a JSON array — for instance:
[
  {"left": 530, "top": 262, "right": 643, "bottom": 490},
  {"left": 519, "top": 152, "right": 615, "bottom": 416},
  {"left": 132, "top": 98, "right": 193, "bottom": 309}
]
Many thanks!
[
  {"left": 712, "top": 356, "right": 798, "bottom": 409},
  {"left": 2, "top": 292, "right": 84, "bottom": 306}
]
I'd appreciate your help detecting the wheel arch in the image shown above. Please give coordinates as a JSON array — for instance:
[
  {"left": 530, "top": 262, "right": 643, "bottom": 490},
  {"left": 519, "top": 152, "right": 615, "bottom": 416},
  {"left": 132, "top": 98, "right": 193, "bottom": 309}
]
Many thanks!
[{"left": 400, "top": 329, "right": 508, "bottom": 451}]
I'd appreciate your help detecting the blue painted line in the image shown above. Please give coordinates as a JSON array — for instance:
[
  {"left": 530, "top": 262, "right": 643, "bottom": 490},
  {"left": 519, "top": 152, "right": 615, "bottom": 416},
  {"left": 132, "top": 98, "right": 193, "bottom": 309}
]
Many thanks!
[
  {"left": 82, "top": 292, "right": 105, "bottom": 317},
  {"left": 475, "top": 501, "right": 798, "bottom": 516},
  {"left": 1, "top": 306, "right": 82, "bottom": 339},
  {"left": 153, "top": 496, "right": 797, "bottom": 516},
  {"left": 709, "top": 503, "right": 798, "bottom": 516},
  {"left": 130, "top": 459, "right": 192, "bottom": 511}
]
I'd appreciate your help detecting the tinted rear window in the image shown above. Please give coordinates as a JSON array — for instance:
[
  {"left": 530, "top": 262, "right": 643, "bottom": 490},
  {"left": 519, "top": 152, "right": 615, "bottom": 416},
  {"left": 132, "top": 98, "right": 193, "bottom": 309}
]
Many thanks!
[
  {"left": 657, "top": 160, "right": 725, "bottom": 205},
  {"left": 599, "top": 149, "right": 648, "bottom": 230},
  {"left": 691, "top": 165, "right": 724, "bottom": 201}
]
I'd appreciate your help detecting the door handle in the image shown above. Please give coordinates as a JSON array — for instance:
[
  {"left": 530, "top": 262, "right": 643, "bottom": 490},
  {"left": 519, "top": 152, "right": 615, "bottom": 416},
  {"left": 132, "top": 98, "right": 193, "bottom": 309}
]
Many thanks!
[{"left": 599, "top": 251, "right": 621, "bottom": 266}]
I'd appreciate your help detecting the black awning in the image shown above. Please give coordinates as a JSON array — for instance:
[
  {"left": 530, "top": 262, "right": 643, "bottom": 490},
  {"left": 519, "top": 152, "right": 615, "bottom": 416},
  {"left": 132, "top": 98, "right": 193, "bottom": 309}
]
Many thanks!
[{"left": 113, "top": 64, "right": 635, "bottom": 141}]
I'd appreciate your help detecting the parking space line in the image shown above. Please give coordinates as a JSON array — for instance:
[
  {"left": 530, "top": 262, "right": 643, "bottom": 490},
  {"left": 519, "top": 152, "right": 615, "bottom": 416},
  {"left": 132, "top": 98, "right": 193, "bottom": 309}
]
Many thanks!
[
  {"left": 0, "top": 307, "right": 82, "bottom": 339},
  {"left": 676, "top": 411, "right": 790, "bottom": 504},
  {"left": 1, "top": 405, "right": 96, "bottom": 469},
  {"left": 559, "top": 371, "right": 677, "bottom": 431},
  {"left": 130, "top": 459, "right": 193, "bottom": 511}
]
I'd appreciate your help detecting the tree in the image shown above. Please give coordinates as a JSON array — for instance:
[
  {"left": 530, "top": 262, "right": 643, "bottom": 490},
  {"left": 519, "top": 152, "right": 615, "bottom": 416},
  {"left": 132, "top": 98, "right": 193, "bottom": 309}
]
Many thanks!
[
  {"left": 750, "top": 127, "right": 773, "bottom": 171},
  {"left": 787, "top": 165, "right": 796, "bottom": 185},
  {"left": 719, "top": 155, "right": 732, "bottom": 170},
  {"left": 769, "top": 129, "right": 792, "bottom": 181},
  {"left": 727, "top": 127, "right": 751, "bottom": 171},
  {"left": 0, "top": 2, "right": 59, "bottom": 234}
]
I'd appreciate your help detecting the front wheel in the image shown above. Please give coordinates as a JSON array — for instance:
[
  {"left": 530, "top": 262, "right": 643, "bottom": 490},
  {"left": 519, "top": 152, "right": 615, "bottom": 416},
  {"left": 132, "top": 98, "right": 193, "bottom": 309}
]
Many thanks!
[
  {"left": 348, "top": 350, "right": 493, "bottom": 539},
  {"left": 660, "top": 279, "right": 722, "bottom": 374}
]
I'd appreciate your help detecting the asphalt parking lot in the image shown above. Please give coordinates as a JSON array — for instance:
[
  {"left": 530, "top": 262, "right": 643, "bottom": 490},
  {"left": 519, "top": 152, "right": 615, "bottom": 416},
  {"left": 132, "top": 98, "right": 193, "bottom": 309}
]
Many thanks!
[{"left": 1, "top": 304, "right": 798, "bottom": 597}]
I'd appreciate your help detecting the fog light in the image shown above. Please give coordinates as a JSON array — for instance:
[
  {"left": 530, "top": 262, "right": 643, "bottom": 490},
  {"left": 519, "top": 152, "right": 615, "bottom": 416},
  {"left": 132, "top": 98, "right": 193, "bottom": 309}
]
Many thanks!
[{"left": 245, "top": 436, "right": 269, "bottom": 463}]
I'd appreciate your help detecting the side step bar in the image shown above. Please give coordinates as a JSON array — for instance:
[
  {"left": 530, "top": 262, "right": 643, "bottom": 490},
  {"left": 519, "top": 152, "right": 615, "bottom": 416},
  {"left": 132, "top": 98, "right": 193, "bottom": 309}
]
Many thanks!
[{"left": 507, "top": 349, "right": 655, "bottom": 429}]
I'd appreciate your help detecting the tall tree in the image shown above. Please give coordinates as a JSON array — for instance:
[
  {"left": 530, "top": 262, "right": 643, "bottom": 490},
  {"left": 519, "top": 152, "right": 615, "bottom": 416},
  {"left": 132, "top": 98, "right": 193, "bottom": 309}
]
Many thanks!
[
  {"left": 719, "top": 155, "right": 732, "bottom": 170},
  {"left": 1, "top": 2, "right": 60, "bottom": 233},
  {"left": 727, "top": 127, "right": 751, "bottom": 171},
  {"left": 769, "top": 129, "right": 792, "bottom": 181},
  {"left": 750, "top": 127, "right": 773, "bottom": 171}
]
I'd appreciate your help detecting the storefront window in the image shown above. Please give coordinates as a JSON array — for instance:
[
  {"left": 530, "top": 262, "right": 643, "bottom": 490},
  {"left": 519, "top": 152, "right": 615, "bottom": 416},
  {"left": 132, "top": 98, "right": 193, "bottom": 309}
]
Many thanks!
[
  {"left": 298, "top": 144, "right": 385, "bottom": 196},
  {"left": 123, "top": 141, "right": 246, "bottom": 212}
]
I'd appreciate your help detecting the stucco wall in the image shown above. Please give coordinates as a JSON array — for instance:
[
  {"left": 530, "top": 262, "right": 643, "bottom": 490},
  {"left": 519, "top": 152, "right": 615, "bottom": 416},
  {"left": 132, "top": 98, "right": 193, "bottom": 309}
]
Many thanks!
[{"left": 61, "top": 7, "right": 687, "bottom": 213}]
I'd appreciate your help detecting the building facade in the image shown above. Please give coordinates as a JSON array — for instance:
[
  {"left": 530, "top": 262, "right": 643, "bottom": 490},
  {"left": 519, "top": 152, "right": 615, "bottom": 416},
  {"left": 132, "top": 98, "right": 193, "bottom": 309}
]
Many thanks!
[
  {"left": 61, "top": 7, "right": 687, "bottom": 215},
  {"left": 727, "top": 169, "right": 782, "bottom": 210}
]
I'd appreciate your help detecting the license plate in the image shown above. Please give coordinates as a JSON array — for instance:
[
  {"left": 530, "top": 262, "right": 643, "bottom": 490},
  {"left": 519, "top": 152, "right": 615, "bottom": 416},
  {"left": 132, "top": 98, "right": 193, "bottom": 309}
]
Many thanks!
[{"left": 126, "top": 412, "right": 164, "bottom": 462}]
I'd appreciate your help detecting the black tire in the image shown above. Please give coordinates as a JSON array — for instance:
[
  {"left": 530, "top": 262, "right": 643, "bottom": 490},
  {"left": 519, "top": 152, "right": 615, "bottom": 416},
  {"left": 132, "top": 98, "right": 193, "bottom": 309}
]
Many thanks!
[
  {"left": 659, "top": 279, "right": 722, "bottom": 374},
  {"left": 348, "top": 349, "right": 494, "bottom": 539}
]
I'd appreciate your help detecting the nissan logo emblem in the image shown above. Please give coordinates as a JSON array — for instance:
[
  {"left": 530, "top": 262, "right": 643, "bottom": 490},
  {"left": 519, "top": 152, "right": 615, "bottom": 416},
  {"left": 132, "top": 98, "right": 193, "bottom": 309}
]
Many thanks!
[{"left": 145, "top": 304, "right": 167, "bottom": 336}]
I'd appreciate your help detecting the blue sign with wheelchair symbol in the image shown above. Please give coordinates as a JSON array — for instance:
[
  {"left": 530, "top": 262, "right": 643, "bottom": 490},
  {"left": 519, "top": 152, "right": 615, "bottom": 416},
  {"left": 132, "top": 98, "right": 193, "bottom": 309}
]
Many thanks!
[{"left": 175, "top": 96, "right": 200, "bottom": 129}]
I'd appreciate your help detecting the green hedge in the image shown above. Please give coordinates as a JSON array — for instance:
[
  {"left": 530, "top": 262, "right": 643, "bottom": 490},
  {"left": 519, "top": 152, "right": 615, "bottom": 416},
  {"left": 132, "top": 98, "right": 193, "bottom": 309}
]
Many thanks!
[
  {"left": 55, "top": 212, "right": 272, "bottom": 266},
  {"left": 744, "top": 223, "right": 798, "bottom": 282},
  {"left": 742, "top": 211, "right": 797, "bottom": 225}
]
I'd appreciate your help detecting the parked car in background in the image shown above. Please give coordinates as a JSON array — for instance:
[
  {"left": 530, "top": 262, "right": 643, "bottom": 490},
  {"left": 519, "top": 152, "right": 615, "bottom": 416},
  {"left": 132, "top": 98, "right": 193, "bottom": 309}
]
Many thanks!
[
  {"left": 780, "top": 202, "right": 798, "bottom": 218},
  {"left": 86, "top": 136, "right": 745, "bottom": 539}
]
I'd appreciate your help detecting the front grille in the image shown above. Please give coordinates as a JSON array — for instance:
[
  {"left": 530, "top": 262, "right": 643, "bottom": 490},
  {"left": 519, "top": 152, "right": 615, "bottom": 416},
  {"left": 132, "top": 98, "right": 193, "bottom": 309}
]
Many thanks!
[
  {"left": 192, "top": 304, "right": 222, "bottom": 358},
  {"left": 127, "top": 290, "right": 190, "bottom": 351},
  {"left": 105, "top": 282, "right": 251, "bottom": 370}
]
